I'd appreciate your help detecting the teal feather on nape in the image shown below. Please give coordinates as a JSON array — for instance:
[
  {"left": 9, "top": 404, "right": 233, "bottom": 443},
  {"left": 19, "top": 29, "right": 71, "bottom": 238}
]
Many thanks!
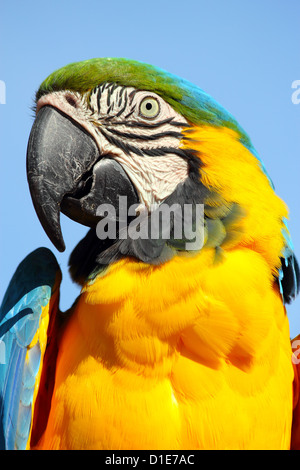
[{"left": 0, "top": 248, "right": 61, "bottom": 450}]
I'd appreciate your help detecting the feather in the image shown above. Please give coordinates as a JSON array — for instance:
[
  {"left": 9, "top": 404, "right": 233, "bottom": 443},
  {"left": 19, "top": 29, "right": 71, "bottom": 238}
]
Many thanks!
[{"left": 0, "top": 248, "right": 61, "bottom": 449}]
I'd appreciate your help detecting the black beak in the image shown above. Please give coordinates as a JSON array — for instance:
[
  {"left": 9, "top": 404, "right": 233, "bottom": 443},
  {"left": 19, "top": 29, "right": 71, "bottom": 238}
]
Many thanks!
[{"left": 27, "top": 105, "right": 138, "bottom": 251}]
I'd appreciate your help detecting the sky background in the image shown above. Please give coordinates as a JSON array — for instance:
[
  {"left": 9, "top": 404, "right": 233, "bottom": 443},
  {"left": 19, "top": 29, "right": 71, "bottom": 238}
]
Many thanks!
[{"left": 0, "top": 0, "right": 299, "bottom": 337}]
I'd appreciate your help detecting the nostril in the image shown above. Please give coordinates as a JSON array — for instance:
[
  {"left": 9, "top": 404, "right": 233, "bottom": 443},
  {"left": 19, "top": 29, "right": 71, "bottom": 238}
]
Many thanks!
[{"left": 65, "top": 94, "right": 78, "bottom": 108}]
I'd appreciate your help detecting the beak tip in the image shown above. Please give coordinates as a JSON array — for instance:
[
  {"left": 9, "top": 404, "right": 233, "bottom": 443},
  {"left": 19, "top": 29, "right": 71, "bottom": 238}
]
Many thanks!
[
  {"left": 56, "top": 241, "right": 66, "bottom": 253},
  {"left": 48, "top": 225, "right": 66, "bottom": 253}
]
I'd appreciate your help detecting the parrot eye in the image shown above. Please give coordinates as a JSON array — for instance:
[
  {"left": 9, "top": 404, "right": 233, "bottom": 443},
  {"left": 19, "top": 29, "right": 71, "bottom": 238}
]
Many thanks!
[{"left": 139, "top": 97, "right": 160, "bottom": 119}]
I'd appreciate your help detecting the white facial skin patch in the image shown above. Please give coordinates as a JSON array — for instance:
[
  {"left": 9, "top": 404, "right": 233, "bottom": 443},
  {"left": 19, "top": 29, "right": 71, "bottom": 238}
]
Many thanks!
[{"left": 36, "top": 85, "right": 190, "bottom": 209}]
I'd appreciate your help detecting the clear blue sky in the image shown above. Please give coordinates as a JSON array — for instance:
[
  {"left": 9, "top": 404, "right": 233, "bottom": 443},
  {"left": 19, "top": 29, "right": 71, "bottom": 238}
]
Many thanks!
[{"left": 0, "top": 0, "right": 299, "bottom": 336}]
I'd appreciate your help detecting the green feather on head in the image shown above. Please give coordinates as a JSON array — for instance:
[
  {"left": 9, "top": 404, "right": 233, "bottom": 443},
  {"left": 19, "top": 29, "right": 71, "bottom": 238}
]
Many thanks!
[{"left": 36, "top": 57, "right": 255, "bottom": 156}]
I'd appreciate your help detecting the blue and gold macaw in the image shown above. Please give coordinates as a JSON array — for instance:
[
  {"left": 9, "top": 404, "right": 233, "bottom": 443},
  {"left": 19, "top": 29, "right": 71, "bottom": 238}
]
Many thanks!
[{"left": 0, "top": 58, "right": 299, "bottom": 450}]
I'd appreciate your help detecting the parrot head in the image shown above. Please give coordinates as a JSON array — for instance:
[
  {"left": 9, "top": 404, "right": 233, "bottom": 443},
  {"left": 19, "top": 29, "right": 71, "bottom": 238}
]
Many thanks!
[{"left": 26, "top": 57, "right": 299, "bottom": 301}]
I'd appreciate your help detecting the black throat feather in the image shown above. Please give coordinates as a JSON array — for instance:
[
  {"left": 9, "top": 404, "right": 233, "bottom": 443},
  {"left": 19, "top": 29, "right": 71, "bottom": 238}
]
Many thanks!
[{"left": 68, "top": 150, "right": 209, "bottom": 284}]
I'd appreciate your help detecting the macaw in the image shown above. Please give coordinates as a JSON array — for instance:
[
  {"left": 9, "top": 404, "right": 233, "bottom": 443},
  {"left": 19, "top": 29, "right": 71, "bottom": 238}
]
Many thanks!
[{"left": 0, "top": 58, "right": 299, "bottom": 450}]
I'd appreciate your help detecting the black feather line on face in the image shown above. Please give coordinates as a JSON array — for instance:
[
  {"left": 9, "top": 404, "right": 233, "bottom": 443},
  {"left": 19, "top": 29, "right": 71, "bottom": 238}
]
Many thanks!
[
  {"left": 97, "top": 124, "right": 198, "bottom": 160},
  {"left": 105, "top": 127, "right": 183, "bottom": 142},
  {"left": 97, "top": 88, "right": 101, "bottom": 114},
  {"left": 111, "top": 117, "right": 187, "bottom": 129},
  {"left": 115, "top": 92, "right": 128, "bottom": 118}
]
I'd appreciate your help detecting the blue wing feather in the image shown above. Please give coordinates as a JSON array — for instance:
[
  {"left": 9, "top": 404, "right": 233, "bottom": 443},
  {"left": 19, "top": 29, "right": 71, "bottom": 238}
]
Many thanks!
[{"left": 0, "top": 247, "right": 61, "bottom": 450}]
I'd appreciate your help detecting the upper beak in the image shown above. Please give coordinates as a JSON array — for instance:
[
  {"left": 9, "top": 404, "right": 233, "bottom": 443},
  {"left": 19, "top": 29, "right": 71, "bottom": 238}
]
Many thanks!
[{"left": 26, "top": 105, "right": 138, "bottom": 251}]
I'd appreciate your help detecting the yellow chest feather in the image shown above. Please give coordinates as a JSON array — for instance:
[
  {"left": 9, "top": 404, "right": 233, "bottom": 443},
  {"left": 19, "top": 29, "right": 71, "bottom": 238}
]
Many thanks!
[{"left": 36, "top": 249, "right": 294, "bottom": 450}]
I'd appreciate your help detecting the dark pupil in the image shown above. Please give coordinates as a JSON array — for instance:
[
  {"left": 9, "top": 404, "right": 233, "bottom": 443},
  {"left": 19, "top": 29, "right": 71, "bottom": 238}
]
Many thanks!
[{"left": 146, "top": 102, "right": 152, "bottom": 110}]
